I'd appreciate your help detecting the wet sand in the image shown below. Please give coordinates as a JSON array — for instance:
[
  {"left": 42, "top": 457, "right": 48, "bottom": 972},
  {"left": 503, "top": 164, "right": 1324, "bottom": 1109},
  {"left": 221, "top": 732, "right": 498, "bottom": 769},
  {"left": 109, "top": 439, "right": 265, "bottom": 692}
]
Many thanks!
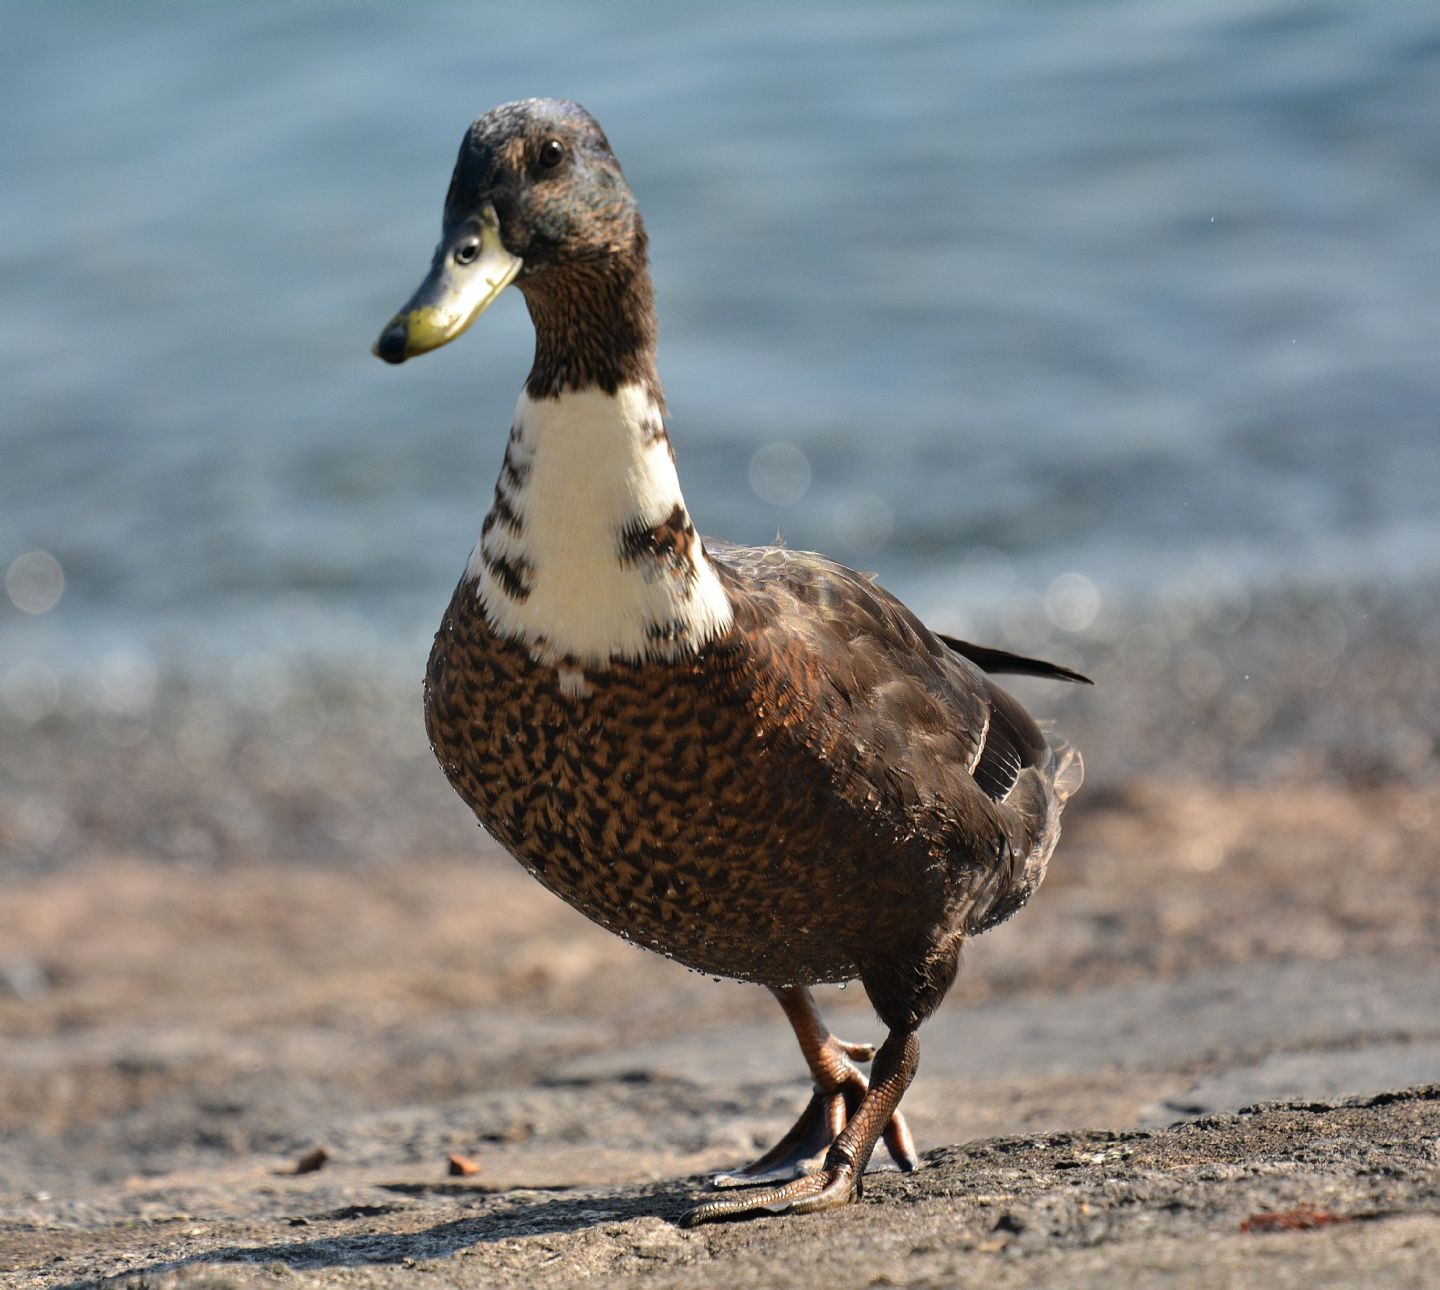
[{"left": 1, "top": 585, "right": 1438, "bottom": 1285}]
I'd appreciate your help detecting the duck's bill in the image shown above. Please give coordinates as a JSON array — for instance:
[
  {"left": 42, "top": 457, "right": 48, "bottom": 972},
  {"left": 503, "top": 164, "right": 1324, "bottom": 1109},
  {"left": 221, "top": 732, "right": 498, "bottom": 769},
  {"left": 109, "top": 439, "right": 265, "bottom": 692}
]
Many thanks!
[{"left": 372, "top": 204, "right": 521, "bottom": 364}]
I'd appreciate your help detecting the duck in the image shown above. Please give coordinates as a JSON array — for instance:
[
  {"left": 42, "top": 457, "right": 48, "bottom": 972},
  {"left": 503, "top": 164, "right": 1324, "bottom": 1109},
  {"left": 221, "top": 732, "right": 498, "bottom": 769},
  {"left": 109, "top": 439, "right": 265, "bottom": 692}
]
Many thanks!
[{"left": 373, "top": 98, "right": 1088, "bottom": 1225}]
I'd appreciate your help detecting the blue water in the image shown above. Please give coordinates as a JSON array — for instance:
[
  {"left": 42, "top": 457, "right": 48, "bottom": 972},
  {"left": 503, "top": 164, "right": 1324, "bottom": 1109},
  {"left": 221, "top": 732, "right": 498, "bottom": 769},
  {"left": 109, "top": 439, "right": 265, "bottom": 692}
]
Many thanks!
[{"left": 4, "top": 1, "right": 1440, "bottom": 679}]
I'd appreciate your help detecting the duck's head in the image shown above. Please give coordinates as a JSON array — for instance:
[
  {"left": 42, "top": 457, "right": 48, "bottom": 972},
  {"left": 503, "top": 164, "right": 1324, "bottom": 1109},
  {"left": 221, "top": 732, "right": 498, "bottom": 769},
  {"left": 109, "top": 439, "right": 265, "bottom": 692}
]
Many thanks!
[{"left": 373, "top": 98, "right": 646, "bottom": 366}]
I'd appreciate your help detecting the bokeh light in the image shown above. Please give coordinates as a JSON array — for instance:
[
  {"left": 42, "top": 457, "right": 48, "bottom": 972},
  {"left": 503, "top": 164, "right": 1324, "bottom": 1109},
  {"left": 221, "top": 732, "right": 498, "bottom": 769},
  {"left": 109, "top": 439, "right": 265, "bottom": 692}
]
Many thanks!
[
  {"left": 1045, "top": 572, "right": 1101, "bottom": 634},
  {"left": 5, "top": 551, "right": 64, "bottom": 616},
  {"left": 747, "top": 443, "right": 812, "bottom": 506}
]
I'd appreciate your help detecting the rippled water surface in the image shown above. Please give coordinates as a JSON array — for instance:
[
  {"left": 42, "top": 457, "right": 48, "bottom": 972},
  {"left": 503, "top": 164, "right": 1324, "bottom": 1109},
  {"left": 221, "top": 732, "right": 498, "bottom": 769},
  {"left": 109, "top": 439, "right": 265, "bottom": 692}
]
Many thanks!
[{"left": 5, "top": 0, "right": 1440, "bottom": 679}]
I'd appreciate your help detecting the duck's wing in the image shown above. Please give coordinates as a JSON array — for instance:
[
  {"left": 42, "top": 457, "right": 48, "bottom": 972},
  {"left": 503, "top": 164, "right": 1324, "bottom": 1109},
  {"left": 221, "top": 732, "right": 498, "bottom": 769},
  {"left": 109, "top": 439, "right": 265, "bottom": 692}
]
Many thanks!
[{"left": 708, "top": 543, "right": 1066, "bottom": 848}]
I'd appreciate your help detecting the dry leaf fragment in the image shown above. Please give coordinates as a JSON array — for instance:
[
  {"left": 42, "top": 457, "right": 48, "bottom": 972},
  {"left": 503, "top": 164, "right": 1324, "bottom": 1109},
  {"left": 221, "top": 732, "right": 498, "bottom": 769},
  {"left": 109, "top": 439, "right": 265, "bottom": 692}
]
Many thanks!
[
  {"left": 1241, "top": 1208, "right": 1347, "bottom": 1233},
  {"left": 293, "top": 1147, "right": 329, "bottom": 1175}
]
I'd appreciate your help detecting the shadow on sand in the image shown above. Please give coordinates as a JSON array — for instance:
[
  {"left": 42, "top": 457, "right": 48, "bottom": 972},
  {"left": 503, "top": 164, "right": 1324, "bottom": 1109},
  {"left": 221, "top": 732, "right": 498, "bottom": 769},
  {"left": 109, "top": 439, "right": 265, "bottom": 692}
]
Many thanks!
[{"left": 63, "top": 1178, "right": 706, "bottom": 1287}]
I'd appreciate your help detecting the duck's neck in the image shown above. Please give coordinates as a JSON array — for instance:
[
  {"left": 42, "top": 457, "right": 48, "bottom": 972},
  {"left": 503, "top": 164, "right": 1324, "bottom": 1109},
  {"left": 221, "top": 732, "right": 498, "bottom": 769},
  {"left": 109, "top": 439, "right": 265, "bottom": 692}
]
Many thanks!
[
  {"left": 467, "top": 373, "right": 733, "bottom": 674},
  {"left": 522, "top": 249, "right": 664, "bottom": 404}
]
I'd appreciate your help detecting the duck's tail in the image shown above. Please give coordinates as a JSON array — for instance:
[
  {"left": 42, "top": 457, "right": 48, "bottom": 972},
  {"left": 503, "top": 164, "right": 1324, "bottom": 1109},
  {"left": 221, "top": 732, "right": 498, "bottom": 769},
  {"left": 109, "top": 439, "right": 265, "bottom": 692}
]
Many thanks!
[{"left": 937, "top": 635, "right": 1092, "bottom": 686}]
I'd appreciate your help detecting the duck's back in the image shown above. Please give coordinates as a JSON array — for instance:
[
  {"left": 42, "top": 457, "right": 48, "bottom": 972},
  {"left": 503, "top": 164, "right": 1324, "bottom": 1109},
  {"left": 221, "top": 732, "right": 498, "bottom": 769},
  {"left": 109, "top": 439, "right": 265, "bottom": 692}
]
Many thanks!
[{"left": 425, "top": 542, "right": 1078, "bottom": 987}]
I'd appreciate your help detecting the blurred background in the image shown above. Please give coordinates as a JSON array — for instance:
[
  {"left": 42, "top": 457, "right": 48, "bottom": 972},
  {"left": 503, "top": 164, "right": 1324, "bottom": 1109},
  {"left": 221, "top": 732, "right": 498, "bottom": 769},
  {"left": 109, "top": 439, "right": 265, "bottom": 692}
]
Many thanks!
[
  {"left": 7, "top": 1, "right": 1440, "bottom": 661},
  {"left": 2, "top": 1, "right": 1439, "bottom": 1255}
]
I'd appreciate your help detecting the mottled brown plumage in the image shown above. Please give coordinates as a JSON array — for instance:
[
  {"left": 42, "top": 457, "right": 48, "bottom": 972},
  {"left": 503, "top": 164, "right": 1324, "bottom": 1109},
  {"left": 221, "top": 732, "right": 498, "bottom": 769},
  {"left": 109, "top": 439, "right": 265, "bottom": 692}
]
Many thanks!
[
  {"left": 427, "top": 545, "right": 1069, "bottom": 994},
  {"left": 376, "top": 98, "right": 1089, "bottom": 1225}
]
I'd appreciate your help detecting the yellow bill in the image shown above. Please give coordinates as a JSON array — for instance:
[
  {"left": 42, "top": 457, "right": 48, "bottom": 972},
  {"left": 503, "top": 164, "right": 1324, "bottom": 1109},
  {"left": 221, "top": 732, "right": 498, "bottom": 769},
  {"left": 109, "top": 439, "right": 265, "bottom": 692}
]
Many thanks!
[{"left": 373, "top": 203, "right": 521, "bottom": 364}]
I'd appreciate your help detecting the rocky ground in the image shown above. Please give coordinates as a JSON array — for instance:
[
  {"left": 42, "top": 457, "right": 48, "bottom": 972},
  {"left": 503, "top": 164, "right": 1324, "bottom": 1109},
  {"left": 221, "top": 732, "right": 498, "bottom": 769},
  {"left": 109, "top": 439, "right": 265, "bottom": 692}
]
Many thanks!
[{"left": 1, "top": 582, "right": 1438, "bottom": 1286}]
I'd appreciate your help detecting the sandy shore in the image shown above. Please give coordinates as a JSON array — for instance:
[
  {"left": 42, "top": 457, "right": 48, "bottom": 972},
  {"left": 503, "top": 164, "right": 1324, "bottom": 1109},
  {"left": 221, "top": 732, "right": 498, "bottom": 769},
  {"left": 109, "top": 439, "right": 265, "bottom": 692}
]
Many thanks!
[{"left": 2, "top": 583, "right": 1438, "bottom": 1285}]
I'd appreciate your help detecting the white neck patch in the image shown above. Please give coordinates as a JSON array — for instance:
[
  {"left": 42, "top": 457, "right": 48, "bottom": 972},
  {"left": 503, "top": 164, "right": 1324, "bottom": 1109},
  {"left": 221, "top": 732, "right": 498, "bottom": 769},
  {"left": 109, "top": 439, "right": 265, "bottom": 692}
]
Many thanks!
[{"left": 466, "top": 384, "right": 733, "bottom": 667}]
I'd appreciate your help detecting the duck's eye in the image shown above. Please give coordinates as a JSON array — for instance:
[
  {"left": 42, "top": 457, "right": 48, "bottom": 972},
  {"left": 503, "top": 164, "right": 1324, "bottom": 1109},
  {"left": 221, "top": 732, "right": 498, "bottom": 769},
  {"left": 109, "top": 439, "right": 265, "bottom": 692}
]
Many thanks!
[
  {"left": 454, "top": 240, "right": 480, "bottom": 266},
  {"left": 538, "top": 139, "right": 565, "bottom": 170}
]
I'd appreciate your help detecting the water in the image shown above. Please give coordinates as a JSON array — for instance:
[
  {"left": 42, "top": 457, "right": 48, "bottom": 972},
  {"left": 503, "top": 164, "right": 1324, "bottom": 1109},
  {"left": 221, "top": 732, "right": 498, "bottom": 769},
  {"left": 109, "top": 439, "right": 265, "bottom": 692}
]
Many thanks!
[{"left": 4, "top": 1, "right": 1440, "bottom": 681}]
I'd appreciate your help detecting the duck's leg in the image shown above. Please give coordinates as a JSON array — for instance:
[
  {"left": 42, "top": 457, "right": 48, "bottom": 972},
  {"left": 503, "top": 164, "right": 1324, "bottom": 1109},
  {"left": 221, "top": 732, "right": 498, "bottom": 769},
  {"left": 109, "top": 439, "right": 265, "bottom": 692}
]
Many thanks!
[
  {"left": 683, "top": 1024, "right": 920, "bottom": 1225},
  {"left": 710, "top": 986, "right": 917, "bottom": 1189}
]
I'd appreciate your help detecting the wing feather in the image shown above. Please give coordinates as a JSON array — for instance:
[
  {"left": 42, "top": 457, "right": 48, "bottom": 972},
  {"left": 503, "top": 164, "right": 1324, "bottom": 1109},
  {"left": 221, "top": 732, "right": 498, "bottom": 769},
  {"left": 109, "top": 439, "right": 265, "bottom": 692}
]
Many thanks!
[
  {"left": 705, "top": 541, "right": 1077, "bottom": 936},
  {"left": 709, "top": 542, "right": 1058, "bottom": 813}
]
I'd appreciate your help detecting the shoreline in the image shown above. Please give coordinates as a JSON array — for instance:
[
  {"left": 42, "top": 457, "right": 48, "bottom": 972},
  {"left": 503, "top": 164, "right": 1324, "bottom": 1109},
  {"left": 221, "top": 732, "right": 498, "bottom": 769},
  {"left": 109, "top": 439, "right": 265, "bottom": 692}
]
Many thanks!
[{"left": 4, "top": 572, "right": 1436, "bottom": 878}]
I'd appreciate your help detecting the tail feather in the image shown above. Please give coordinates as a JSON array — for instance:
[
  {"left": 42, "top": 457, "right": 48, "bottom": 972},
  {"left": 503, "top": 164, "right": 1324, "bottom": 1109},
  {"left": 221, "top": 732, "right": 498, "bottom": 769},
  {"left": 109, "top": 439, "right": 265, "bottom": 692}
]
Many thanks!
[{"left": 937, "top": 635, "right": 1093, "bottom": 686}]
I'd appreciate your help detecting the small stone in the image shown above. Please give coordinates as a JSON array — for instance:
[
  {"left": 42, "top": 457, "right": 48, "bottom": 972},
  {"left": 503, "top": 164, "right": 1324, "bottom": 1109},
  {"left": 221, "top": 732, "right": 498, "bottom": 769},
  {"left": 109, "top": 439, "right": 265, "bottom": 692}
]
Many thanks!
[{"left": 0, "top": 958, "right": 50, "bottom": 999}]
